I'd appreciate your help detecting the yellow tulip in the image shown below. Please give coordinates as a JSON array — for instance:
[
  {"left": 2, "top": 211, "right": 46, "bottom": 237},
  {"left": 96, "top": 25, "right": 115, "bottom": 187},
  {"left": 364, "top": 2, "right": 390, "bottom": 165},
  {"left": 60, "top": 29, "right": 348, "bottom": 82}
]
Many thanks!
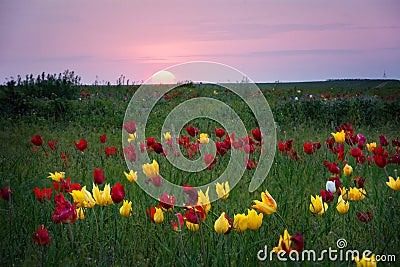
[
  {"left": 214, "top": 212, "right": 231, "bottom": 234},
  {"left": 386, "top": 176, "right": 400, "bottom": 190},
  {"left": 70, "top": 186, "right": 96, "bottom": 208},
  {"left": 215, "top": 181, "right": 230, "bottom": 200},
  {"left": 128, "top": 133, "right": 136, "bottom": 143},
  {"left": 120, "top": 200, "right": 132, "bottom": 217},
  {"left": 272, "top": 229, "right": 291, "bottom": 253},
  {"left": 48, "top": 172, "right": 65, "bottom": 182},
  {"left": 77, "top": 207, "right": 85, "bottom": 220},
  {"left": 366, "top": 142, "right": 376, "bottom": 152},
  {"left": 343, "top": 164, "right": 353, "bottom": 177},
  {"left": 354, "top": 253, "right": 377, "bottom": 267},
  {"left": 252, "top": 190, "right": 277, "bottom": 214},
  {"left": 186, "top": 221, "right": 199, "bottom": 231},
  {"left": 124, "top": 170, "right": 138, "bottom": 183},
  {"left": 247, "top": 209, "right": 263, "bottom": 230},
  {"left": 198, "top": 188, "right": 211, "bottom": 214},
  {"left": 336, "top": 195, "right": 349, "bottom": 214},
  {"left": 154, "top": 207, "right": 164, "bottom": 224},
  {"left": 142, "top": 160, "right": 159, "bottom": 179},
  {"left": 331, "top": 130, "right": 345, "bottom": 143},
  {"left": 347, "top": 187, "right": 366, "bottom": 201},
  {"left": 233, "top": 213, "right": 248, "bottom": 232},
  {"left": 199, "top": 133, "right": 209, "bottom": 144},
  {"left": 164, "top": 132, "right": 172, "bottom": 140},
  {"left": 309, "top": 195, "right": 328, "bottom": 215},
  {"left": 92, "top": 183, "right": 113, "bottom": 206}
]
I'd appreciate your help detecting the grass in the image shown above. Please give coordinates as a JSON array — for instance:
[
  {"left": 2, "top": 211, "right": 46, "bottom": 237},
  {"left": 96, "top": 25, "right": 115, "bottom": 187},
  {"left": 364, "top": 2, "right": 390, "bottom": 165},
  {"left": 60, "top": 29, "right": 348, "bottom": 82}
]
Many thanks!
[{"left": 0, "top": 80, "right": 399, "bottom": 266}]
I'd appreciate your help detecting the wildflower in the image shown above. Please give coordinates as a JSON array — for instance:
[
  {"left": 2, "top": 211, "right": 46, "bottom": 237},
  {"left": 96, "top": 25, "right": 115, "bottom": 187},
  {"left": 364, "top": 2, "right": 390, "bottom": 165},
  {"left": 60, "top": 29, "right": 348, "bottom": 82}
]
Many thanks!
[
  {"left": 48, "top": 172, "right": 65, "bottom": 182},
  {"left": 142, "top": 160, "right": 159, "bottom": 179},
  {"left": 215, "top": 127, "right": 225, "bottom": 138},
  {"left": 309, "top": 195, "right": 328, "bottom": 215},
  {"left": 74, "top": 139, "right": 87, "bottom": 152},
  {"left": 252, "top": 189, "right": 277, "bottom": 215},
  {"left": 197, "top": 188, "right": 211, "bottom": 213},
  {"left": 331, "top": 130, "right": 345, "bottom": 143},
  {"left": 120, "top": 200, "right": 132, "bottom": 217},
  {"left": 366, "top": 142, "right": 376, "bottom": 152},
  {"left": 199, "top": 133, "right": 209, "bottom": 144},
  {"left": 99, "top": 133, "right": 107, "bottom": 143},
  {"left": 52, "top": 193, "right": 77, "bottom": 224},
  {"left": 33, "top": 225, "right": 51, "bottom": 246},
  {"left": 159, "top": 192, "right": 176, "bottom": 211},
  {"left": 273, "top": 229, "right": 304, "bottom": 254},
  {"left": 92, "top": 184, "right": 113, "bottom": 206},
  {"left": 93, "top": 168, "right": 105, "bottom": 185},
  {"left": 164, "top": 132, "right": 171, "bottom": 140},
  {"left": 336, "top": 195, "right": 349, "bottom": 214},
  {"left": 343, "top": 164, "right": 353, "bottom": 176},
  {"left": 233, "top": 213, "right": 248, "bottom": 232},
  {"left": 215, "top": 181, "right": 230, "bottom": 200},
  {"left": 30, "top": 134, "right": 43, "bottom": 146},
  {"left": 33, "top": 187, "right": 52, "bottom": 203},
  {"left": 123, "top": 120, "right": 136, "bottom": 134},
  {"left": 111, "top": 182, "right": 125, "bottom": 204},
  {"left": 354, "top": 253, "right": 376, "bottom": 267},
  {"left": 124, "top": 170, "right": 137, "bottom": 183},
  {"left": 214, "top": 212, "right": 232, "bottom": 234},
  {"left": 247, "top": 209, "right": 263, "bottom": 230},
  {"left": 386, "top": 176, "right": 400, "bottom": 190}
]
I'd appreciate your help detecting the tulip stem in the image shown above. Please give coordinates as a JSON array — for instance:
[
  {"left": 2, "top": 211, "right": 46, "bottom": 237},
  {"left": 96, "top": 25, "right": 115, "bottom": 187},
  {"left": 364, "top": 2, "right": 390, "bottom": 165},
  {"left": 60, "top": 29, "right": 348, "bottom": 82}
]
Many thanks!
[
  {"left": 199, "top": 222, "right": 207, "bottom": 267},
  {"left": 274, "top": 212, "right": 288, "bottom": 229}
]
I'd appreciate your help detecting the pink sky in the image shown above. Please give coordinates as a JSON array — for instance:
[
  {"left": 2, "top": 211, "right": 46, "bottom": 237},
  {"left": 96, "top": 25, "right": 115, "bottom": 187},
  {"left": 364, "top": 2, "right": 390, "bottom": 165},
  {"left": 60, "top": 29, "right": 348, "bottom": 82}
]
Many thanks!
[{"left": 1, "top": 0, "right": 399, "bottom": 84}]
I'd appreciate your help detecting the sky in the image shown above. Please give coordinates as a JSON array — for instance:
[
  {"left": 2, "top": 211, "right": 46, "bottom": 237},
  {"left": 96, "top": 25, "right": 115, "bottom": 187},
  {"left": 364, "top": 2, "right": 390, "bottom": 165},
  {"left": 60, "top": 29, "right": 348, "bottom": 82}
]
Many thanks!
[{"left": 1, "top": 0, "right": 399, "bottom": 84}]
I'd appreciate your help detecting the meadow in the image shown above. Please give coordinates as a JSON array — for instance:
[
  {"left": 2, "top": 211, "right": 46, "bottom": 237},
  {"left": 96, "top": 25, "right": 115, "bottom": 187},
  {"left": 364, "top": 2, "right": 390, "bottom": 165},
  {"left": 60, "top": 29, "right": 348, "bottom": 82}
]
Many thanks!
[{"left": 0, "top": 74, "right": 400, "bottom": 266}]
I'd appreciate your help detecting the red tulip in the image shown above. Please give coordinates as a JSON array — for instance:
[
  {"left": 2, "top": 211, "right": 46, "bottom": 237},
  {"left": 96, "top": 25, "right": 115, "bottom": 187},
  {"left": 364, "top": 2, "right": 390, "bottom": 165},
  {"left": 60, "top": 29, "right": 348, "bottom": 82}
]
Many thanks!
[
  {"left": 251, "top": 128, "right": 262, "bottom": 142},
  {"left": 215, "top": 127, "right": 226, "bottom": 138},
  {"left": 152, "top": 142, "right": 164, "bottom": 154},
  {"left": 172, "top": 213, "right": 184, "bottom": 231},
  {"left": 326, "top": 137, "right": 335, "bottom": 151},
  {"left": 313, "top": 142, "right": 321, "bottom": 151},
  {"left": 183, "top": 184, "right": 198, "bottom": 206},
  {"left": 278, "top": 141, "right": 285, "bottom": 152},
  {"left": 123, "top": 120, "right": 136, "bottom": 134},
  {"left": 184, "top": 206, "right": 206, "bottom": 224},
  {"left": 373, "top": 145, "right": 388, "bottom": 168},
  {"left": 52, "top": 177, "right": 81, "bottom": 193},
  {"left": 33, "top": 225, "right": 51, "bottom": 246},
  {"left": 323, "top": 161, "right": 340, "bottom": 174},
  {"left": 159, "top": 192, "right": 176, "bottom": 211},
  {"left": 204, "top": 154, "right": 216, "bottom": 170},
  {"left": 31, "top": 134, "right": 43, "bottom": 146},
  {"left": 319, "top": 190, "right": 334, "bottom": 203},
  {"left": 186, "top": 126, "right": 199, "bottom": 137},
  {"left": 33, "top": 187, "right": 52, "bottom": 203},
  {"left": 99, "top": 133, "right": 107, "bottom": 143},
  {"left": 94, "top": 168, "right": 105, "bottom": 184},
  {"left": 379, "top": 135, "right": 389, "bottom": 146},
  {"left": 74, "top": 139, "right": 87, "bottom": 152},
  {"left": 123, "top": 144, "right": 136, "bottom": 162},
  {"left": 291, "top": 233, "right": 304, "bottom": 253},
  {"left": 356, "top": 210, "right": 373, "bottom": 222},
  {"left": 392, "top": 137, "right": 400, "bottom": 150},
  {"left": 178, "top": 135, "right": 190, "bottom": 148},
  {"left": 284, "top": 139, "right": 294, "bottom": 151},
  {"left": 350, "top": 147, "right": 362, "bottom": 158},
  {"left": 52, "top": 193, "right": 77, "bottom": 224},
  {"left": 303, "top": 142, "right": 314, "bottom": 154},
  {"left": 0, "top": 186, "right": 11, "bottom": 201},
  {"left": 104, "top": 146, "right": 117, "bottom": 157},
  {"left": 146, "top": 137, "right": 156, "bottom": 148},
  {"left": 47, "top": 140, "right": 58, "bottom": 150},
  {"left": 111, "top": 182, "right": 125, "bottom": 204},
  {"left": 216, "top": 141, "right": 228, "bottom": 156},
  {"left": 243, "top": 144, "right": 254, "bottom": 154}
]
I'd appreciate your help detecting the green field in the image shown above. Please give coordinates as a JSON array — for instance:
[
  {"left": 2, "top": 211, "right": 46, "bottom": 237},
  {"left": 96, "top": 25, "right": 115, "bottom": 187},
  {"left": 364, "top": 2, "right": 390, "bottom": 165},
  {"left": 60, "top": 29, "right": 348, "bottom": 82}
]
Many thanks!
[{"left": 1, "top": 77, "right": 399, "bottom": 266}]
